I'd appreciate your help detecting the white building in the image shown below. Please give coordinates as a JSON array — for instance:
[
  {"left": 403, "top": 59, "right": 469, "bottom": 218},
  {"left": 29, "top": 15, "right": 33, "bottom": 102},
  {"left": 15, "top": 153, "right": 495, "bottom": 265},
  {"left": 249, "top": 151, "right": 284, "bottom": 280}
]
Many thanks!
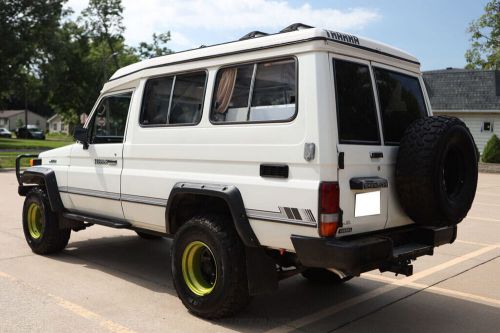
[
  {"left": 424, "top": 68, "right": 500, "bottom": 153},
  {"left": 47, "top": 114, "right": 70, "bottom": 134},
  {"left": 0, "top": 110, "right": 47, "bottom": 131}
]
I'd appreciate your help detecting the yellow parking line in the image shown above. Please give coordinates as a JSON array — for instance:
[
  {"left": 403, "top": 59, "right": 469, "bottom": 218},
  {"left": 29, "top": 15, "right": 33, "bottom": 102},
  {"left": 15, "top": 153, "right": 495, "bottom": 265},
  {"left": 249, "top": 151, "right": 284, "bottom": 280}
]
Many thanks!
[
  {"left": 264, "top": 245, "right": 498, "bottom": 333},
  {"left": 362, "top": 273, "right": 500, "bottom": 308},
  {"left": 473, "top": 202, "right": 500, "bottom": 208},
  {"left": 465, "top": 216, "right": 500, "bottom": 222},
  {"left": 455, "top": 239, "right": 499, "bottom": 247},
  {"left": 475, "top": 191, "right": 500, "bottom": 197},
  {"left": 0, "top": 270, "right": 137, "bottom": 333}
]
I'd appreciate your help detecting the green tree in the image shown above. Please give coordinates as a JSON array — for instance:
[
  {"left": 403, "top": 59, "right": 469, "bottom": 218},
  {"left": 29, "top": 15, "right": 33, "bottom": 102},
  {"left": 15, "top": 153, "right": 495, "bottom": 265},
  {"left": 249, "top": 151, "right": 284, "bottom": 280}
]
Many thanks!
[
  {"left": 44, "top": 3, "right": 139, "bottom": 127},
  {"left": 81, "top": 0, "right": 125, "bottom": 70},
  {"left": 0, "top": 0, "right": 65, "bottom": 113},
  {"left": 465, "top": 0, "right": 500, "bottom": 69},
  {"left": 136, "top": 32, "right": 173, "bottom": 59},
  {"left": 482, "top": 134, "right": 500, "bottom": 163}
]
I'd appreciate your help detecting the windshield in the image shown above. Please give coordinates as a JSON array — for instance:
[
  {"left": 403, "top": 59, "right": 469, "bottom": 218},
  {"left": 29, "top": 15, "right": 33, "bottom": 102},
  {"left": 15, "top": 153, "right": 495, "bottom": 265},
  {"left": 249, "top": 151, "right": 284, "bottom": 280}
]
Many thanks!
[{"left": 28, "top": 127, "right": 41, "bottom": 132}]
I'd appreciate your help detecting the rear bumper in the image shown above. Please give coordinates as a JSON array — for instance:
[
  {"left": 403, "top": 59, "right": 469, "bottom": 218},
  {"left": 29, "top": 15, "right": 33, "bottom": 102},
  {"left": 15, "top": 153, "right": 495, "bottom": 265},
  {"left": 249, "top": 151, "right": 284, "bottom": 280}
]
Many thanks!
[{"left": 291, "top": 225, "right": 457, "bottom": 276}]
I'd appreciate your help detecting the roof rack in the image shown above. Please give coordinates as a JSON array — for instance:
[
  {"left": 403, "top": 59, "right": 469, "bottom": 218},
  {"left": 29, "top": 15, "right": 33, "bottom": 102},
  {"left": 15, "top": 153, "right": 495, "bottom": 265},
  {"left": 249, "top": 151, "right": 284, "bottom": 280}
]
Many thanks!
[
  {"left": 239, "top": 31, "right": 269, "bottom": 41},
  {"left": 280, "top": 23, "right": 314, "bottom": 33}
]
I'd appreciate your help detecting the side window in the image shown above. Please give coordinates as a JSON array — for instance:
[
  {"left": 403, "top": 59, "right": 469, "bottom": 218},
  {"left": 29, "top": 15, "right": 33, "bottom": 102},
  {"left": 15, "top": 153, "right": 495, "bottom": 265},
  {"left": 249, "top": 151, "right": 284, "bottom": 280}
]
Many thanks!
[
  {"left": 333, "top": 59, "right": 380, "bottom": 144},
  {"left": 210, "top": 58, "right": 296, "bottom": 123},
  {"left": 89, "top": 92, "right": 132, "bottom": 144},
  {"left": 169, "top": 72, "right": 207, "bottom": 124},
  {"left": 374, "top": 68, "right": 427, "bottom": 144},
  {"left": 140, "top": 71, "right": 206, "bottom": 126}
]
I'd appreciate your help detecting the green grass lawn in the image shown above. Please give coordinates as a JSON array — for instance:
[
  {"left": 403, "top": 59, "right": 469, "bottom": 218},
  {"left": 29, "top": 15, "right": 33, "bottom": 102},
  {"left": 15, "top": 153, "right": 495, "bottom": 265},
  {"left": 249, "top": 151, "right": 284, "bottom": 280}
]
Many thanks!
[
  {"left": 0, "top": 137, "right": 73, "bottom": 150},
  {"left": 0, "top": 152, "right": 38, "bottom": 169},
  {"left": 0, "top": 137, "right": 73, "bottom": 168}
]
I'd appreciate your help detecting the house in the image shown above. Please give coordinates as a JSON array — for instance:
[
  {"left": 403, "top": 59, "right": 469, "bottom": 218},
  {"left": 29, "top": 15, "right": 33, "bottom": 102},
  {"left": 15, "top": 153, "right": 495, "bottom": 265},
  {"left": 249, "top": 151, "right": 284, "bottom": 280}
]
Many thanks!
[
  {"left": 47, "top": 114, "right": 70, "bottom": 134},
  {"left": 423, "top": 68, "right": 500, "bottom": 153},
  {"left": 0, "top": 110, "right": 47, "bottom": 132}
]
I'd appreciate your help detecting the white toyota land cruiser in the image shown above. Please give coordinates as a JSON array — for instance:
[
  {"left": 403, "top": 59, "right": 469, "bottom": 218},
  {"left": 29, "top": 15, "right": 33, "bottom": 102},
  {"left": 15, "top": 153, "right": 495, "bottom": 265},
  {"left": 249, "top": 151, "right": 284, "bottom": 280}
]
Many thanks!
[{"left": 16, "top": 24, "right": 478, "bottom": 318}]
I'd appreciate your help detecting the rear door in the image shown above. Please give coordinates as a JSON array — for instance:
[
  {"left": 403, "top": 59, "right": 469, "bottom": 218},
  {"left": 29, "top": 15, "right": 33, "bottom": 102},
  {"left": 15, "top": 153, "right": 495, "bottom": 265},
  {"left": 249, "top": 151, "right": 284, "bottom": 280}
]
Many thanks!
[
  {"left": 332, "top": 55, "right": 389, "bottom": 235},
  {"left": 371, "top": 63, "right": 429, "bottom": 229}
]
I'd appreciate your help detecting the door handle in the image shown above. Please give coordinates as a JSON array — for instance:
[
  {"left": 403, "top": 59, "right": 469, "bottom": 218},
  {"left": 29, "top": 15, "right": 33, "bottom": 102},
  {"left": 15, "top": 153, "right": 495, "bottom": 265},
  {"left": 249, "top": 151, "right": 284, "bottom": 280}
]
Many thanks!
[
  {"left": 370, "top": 151, "right": 383, "bottom": 159},
  {"left": 260, "top": 164, "right": 289, "bottom": 178}
]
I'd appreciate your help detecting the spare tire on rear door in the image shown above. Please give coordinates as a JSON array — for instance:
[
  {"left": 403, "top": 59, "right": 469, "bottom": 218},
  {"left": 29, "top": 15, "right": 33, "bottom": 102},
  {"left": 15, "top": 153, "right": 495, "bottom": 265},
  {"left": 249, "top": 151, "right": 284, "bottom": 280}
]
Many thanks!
[{"left": 396, "top": 116, "right": 478, "bottom": 227}]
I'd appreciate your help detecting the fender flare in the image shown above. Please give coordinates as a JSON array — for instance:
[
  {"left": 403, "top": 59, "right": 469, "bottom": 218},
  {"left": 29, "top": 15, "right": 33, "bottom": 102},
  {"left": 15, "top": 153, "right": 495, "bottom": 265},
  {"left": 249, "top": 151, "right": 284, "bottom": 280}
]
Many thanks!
[
  {"left": 165, "top": 182, "right": 260, "bottom": 247},
  {"left": 18, "top": 167, "right": 64, "bottom": 213}
]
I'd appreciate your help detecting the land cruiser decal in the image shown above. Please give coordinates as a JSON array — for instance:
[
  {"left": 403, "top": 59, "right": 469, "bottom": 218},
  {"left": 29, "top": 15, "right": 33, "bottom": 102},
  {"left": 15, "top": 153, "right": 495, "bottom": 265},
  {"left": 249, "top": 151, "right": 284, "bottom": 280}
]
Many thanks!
[
  {"left": 325, "top": 30, "right": 360, "bottom": 46},
  {"left": 94, "top": 159, "right": 118, "bottom": 166}
]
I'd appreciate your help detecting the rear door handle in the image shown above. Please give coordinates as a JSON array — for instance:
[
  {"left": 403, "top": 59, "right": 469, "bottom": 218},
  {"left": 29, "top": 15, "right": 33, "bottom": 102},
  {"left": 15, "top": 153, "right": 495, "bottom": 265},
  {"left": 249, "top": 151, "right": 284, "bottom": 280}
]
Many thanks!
[{"left": 370, "top": 152, "right": 383, "bottom": 159}]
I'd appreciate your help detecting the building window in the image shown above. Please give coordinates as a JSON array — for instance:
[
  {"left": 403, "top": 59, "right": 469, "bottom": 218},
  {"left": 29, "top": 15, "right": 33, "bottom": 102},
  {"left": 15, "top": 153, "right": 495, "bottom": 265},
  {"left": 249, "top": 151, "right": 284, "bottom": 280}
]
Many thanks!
[
  {"left": 482, "top": 121, "right": 493, "bottom": 132},
  {"left": 53, "top": 123, "right": 57, "bottom": 131},
  {"left": 61, "top": 123, "right": 65, "bottom": 131}
]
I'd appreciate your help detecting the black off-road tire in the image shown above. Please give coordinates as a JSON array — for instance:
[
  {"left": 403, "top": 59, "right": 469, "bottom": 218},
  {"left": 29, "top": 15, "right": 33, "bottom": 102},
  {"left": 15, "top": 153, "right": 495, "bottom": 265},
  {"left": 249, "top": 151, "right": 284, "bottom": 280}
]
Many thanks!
[
  {"left": 171, "top": 215, "right": 250, "bottom": 319},
  {"left": 22, "top": 188, "right": 71, "bottom": 254},
  {"left": 396, "top": 116, "right": 478, "bottom": 226},
  {"left": 302, "top": 268, "right": 353, "bottom": 284},
  {"left": 135, "top": 231, "right": 162, "bottom": 240}
]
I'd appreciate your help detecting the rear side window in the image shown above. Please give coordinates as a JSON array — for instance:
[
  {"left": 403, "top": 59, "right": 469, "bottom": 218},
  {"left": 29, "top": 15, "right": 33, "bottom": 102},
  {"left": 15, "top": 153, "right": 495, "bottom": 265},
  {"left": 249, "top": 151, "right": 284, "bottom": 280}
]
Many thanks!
[
  {"left": 333, "top": 59, "right": 380, "bottom": 144},
  {"left": 140, "top": 71, "right": 206, "bottom": 126},
  {"left": 211, "top": 58, "right": 296, "bottom": 123},
  {"left": 374, "top": 68, "right": 427, "bottom": 144}
]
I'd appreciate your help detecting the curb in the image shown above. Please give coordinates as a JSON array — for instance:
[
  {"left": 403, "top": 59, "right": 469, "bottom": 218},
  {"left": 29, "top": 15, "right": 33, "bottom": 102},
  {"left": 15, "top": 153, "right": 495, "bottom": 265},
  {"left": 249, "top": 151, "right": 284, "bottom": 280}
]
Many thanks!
[{"left": 478, "top": 162, "right": 500, "bottom": 174}]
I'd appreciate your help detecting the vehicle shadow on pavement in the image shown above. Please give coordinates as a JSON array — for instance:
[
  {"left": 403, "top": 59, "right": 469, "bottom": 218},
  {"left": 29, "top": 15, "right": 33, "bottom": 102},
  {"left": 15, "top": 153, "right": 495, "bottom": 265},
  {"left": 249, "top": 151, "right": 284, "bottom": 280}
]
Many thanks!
[{"left": 47, "top": 235, "right": 500, "bottom": 333}]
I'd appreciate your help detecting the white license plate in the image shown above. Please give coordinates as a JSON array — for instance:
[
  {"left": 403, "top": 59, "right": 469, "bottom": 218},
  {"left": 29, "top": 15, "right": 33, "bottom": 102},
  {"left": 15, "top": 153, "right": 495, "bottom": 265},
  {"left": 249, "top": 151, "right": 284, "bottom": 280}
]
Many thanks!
[{"left": 354, "top": 191, "right": 381, "bottom": 217}]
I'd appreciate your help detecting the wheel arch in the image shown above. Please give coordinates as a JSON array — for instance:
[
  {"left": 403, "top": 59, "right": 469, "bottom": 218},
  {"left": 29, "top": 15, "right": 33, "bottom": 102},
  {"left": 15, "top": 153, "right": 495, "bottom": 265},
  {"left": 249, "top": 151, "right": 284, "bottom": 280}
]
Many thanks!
[
  {"left": 165, "top": 182, "right": 259, "bottom": 247},
  {"left": 18, "top": 167, "right": 64, "bottom": 213}
]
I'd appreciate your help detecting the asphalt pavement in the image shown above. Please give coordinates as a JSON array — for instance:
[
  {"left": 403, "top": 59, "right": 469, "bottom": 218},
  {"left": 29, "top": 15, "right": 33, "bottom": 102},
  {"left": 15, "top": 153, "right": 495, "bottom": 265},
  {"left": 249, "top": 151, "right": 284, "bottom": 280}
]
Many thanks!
[{"left": 0, "top": 171, "right": 499, "bottom": 333}]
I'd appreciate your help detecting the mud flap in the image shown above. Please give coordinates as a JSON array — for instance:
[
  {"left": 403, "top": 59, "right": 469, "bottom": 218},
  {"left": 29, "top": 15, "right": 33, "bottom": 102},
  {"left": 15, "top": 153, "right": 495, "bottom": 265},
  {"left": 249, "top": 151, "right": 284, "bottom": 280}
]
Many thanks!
[{"left": 245, "top": 247, "right": 278, "bottom": 295}]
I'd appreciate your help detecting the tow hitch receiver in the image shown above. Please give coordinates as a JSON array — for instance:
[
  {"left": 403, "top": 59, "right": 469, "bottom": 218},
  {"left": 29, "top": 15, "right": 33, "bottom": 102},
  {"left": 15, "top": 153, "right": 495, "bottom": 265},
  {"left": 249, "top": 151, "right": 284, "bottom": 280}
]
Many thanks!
[
  {"left": 379, "top": 259, "right": 413, "bottom": 276},
  {"left": 379, "top": 242, "right": 434, "bottom": 276}
]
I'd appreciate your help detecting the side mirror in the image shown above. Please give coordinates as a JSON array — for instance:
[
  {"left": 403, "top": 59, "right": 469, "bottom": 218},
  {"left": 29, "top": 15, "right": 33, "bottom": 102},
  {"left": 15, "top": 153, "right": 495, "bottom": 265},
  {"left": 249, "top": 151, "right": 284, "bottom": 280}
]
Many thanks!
[{"left": 73, "top": 126, "right": 89, "bottom": 149}]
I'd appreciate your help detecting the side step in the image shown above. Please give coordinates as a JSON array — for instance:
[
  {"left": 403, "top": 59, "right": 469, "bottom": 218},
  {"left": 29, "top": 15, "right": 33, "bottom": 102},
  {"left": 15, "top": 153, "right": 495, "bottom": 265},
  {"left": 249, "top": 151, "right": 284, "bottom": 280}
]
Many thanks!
[
  {"left": 63, "top": 212, "right": 131, "bottom": 229},
  {"left": 392, "top": 242, "right": 433, "bottom": 261}
]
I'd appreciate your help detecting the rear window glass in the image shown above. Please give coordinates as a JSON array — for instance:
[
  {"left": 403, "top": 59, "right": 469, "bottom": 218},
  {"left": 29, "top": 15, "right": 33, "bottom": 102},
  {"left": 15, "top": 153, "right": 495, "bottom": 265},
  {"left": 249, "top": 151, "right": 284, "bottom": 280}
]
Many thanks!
[
  {"left": 333, "top": 59, "right": 380, "bottom": 144},
  {"left": 140, "top": 71, "right": 206, "bottom": 126},
  {"left": 211, "top": 58, "right": 296, "bottom": 123},
  {"left": 374, "top": 68, "right": 427, "bottom": 144}
]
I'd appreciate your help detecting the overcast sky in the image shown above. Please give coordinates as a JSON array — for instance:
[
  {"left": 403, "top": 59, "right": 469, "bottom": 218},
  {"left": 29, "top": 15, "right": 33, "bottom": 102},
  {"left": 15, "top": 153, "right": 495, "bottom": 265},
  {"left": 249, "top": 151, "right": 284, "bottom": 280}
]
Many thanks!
[{"left": 66, "top": 0, "right": 489, "bottom": 70}]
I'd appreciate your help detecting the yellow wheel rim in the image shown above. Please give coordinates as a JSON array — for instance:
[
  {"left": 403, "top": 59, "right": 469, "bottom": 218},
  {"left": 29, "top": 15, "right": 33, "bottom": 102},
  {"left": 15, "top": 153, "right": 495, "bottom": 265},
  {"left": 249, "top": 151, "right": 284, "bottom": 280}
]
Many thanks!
[
  {"left": 181, "top": 241, "right": 217, "bottom": 296},
  {"left": 27, "top": 202, "right": 43, "bottom": 239}
]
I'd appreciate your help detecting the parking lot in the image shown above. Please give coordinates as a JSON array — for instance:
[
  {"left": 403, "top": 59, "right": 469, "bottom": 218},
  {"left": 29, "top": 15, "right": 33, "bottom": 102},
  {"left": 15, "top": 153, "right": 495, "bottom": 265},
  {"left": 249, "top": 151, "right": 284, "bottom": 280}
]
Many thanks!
[{"left": 0, "top": 170, "right": 499, "bottom": 333}]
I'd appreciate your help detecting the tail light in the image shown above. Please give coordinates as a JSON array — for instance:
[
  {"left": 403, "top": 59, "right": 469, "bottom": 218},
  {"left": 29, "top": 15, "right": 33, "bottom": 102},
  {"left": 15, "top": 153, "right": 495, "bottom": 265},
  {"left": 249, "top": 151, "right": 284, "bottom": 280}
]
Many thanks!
[{"left": 319, "top": 182, "right": 340, "bottom": 237}]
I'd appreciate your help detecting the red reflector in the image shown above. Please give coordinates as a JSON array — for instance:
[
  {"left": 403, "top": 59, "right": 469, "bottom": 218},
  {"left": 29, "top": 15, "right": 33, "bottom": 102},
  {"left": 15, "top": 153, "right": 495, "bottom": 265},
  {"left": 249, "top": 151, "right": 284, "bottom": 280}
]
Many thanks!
[
  {"left": 320, "top": 221, "right": 338, "bottom": 237},
  {"left": 319, "top": 182, "right": 340, "bottom": 237}
]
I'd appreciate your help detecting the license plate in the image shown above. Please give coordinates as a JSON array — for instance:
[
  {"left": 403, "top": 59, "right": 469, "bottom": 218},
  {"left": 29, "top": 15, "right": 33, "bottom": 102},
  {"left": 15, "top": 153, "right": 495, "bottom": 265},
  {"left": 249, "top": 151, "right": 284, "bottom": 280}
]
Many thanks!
[{"left": 354, "top": 191, "right": 380, "bottom": 217}]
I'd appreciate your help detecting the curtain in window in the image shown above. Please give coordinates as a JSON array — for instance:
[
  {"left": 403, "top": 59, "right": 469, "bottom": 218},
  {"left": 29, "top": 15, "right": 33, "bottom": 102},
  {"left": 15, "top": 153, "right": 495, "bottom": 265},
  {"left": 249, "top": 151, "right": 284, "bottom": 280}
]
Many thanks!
[{"left": 215, "top": 68, "right": 237, "bottom": 113}]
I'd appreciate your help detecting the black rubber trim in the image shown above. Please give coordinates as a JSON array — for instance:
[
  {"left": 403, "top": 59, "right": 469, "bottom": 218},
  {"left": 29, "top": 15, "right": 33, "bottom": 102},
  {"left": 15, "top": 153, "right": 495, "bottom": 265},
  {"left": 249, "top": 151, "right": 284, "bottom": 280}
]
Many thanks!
[
  {"left": 291, "top": 224, "right": 456, "bottom": 276},
  {"left": 166, "top": 182, "right": 260, "bottom": 247},
  {"left": 350, "top": 176, "right": 388, "bottom": 190},
  {"left": 108, "top": 36, "right": 419, "bottom": 82},
  {"left": 19, "top": 167, "right": 64, "bottom": 213}
]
